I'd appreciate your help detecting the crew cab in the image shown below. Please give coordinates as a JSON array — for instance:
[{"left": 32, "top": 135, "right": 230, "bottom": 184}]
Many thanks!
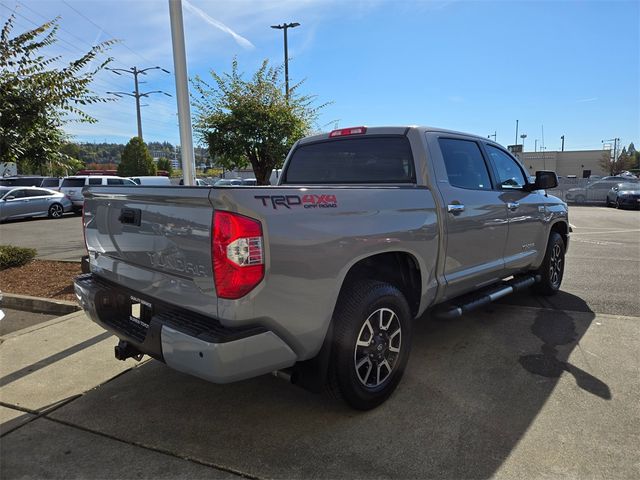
[{"left": 74, "top": 126, "right": 568, "bottom": 410}]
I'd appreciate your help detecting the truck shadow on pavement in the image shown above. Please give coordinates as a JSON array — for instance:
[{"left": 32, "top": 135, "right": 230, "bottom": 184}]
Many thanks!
[{"left": 47, "top": 291, "right": 603, "bottom": 479}]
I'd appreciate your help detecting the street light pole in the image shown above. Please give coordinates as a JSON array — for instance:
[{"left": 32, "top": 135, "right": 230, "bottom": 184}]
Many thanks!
[
  {"left": 168, "top": 0, "right": 196, "bottom": 186},
  {"left": 520, "top": 134, "right": 527, "bottom": 152},
  {"left": 271, "top": 22, "right": 300, "bottom": 100},
  {"left": 107, "top": 66, "right": 171, "bottom": 141}
]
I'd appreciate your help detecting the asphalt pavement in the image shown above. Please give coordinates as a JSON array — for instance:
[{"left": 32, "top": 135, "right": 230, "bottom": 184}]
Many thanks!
[
  {"left": 0, "top": 214, "right": 84, "bottom": 261},
  {"left": 0, "top": 205, "right": 638, "bottom": 479}
]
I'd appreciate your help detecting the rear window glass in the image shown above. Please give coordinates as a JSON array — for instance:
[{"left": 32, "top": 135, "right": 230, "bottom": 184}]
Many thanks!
[
  {"left": 61, "top": 178, "right": 86, "bottom": 188},
  {"left": 283, "top": 136, "right": 415, "bottom": 184},
  {"left": 41, "top": 178, "right": 59, "bottom": 187}
]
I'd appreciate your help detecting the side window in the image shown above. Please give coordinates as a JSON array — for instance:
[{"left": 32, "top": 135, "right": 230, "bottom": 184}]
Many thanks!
[
  {"left": 25, "top": 189, "right": 50, "bottom": 197},
  {"left": 438, "top": 138, "right": 492, "bottom": 190},
  {"left": 88, "top": 178, "right": 102, "bottom": 185},
  {"left": 485, "top": 145, "right": 526, "bottom": 189},
  {"left": 9, "top": 189, "right": 26, "bottom": 198},
  {"left": 107, "top": 178, "right": 124, "bottom": 185}
]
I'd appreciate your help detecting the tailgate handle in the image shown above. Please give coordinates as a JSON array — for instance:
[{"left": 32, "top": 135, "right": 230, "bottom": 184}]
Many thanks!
[{"left": 119, "top": 208, "right": 141, "bottom": 226}]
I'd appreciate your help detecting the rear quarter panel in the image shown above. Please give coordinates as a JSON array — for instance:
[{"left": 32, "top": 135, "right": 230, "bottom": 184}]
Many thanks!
[{"left": 211, "top": 186, "right": 439, "bottom": 359}]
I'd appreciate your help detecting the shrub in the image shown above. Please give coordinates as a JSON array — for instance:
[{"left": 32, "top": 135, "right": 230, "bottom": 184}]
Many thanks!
[{"left": 0, "top": 245, "right": 37, "bottom": 270}]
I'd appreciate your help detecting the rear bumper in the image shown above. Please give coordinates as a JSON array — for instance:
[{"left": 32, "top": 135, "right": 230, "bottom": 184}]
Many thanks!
[{"left": 73, "top": 274, "right": 297, "bottom": 383}]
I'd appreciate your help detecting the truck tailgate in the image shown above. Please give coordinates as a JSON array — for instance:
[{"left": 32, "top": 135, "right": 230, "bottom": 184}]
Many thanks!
[{"left": 83, "top": 186, "right": 217, "bottom": 313}]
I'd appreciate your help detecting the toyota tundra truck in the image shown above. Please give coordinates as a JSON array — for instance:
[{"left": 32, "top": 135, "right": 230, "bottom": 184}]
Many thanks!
[{"left": 74, "top": 126, "right": 568, "bottom": 410}]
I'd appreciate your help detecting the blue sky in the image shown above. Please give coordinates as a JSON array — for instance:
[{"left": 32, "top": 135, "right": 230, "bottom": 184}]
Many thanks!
[{"left": 3, "top": 0, "right": 639, "bottom": 152}]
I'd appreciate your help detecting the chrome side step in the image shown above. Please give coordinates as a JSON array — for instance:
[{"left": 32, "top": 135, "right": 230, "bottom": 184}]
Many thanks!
[{"left": 434, "top": 274, "right": 540, "bottom": 319}]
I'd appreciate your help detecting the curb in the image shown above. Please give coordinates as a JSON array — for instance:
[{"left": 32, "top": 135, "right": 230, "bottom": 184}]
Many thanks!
[{"left": 1, "top": 293, "right": 80, "bottom": 315}]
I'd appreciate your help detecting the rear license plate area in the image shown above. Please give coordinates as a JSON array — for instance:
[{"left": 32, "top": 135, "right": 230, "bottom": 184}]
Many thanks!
[{"left": 129, "top": 295, "right": 153, "bottom": 329}]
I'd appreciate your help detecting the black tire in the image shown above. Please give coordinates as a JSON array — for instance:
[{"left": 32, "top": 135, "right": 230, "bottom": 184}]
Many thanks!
[
  {"left": 327, "top": 280, "right": 412, "bottom": 410},
  {"left": 534, "top": 232, "right": 565, "bottom": 296},
  {"left": 615, "top": 197, "right": 623, "bottom": 209},
  {"left": 48, "top": 203, "right": 64, "bottom": 219}
]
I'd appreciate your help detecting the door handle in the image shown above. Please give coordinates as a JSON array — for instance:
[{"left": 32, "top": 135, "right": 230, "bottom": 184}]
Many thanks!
[
  {"left": 507, "top": 202, "right": 519, "bottom": 211},
  {"left": 447, "top": 204, "right": 465, "bottom": 214}
]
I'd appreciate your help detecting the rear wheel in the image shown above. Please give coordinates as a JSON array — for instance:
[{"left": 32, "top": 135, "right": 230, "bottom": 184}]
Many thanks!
[
  {"left": 534, "top": 232, "right": 565, "bottom": 296},
  {"left": 328, "top": 280, "right": 412, "bottom": 410},
  {"left": 48, "top": 203, "right": 64, "bottom": 218}
]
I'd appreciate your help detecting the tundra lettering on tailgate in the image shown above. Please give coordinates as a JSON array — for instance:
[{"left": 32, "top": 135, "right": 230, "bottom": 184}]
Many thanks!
[{"left": 255, "top": 194, "right": 338, "bottom": 210}]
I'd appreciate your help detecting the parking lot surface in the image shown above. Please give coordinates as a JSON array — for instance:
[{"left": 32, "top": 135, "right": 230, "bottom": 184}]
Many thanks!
[
  {"left": 0, "top": 215, "right": 84, "bottom": 261},
  {"left": 1, "top": 206, "right": 639, "bottom": 479}
]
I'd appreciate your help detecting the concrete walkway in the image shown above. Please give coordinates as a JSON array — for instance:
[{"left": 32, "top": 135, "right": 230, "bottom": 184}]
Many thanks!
[{"left": 1, "top": 305, "right": 638, "bottom": 479}]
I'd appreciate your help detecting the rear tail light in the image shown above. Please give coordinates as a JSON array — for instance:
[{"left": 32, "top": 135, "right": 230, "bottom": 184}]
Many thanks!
[
  {"left": 213, "top": 211, "right": 264, "bottom": 299},
  {"left": 329, "top": 126, "right": 367, "bottom": 138}
]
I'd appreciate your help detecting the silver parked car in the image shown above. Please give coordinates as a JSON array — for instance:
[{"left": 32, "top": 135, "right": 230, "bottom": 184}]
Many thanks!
[{"left": 0, "top": 186, "right": 72, "bottom": 222}]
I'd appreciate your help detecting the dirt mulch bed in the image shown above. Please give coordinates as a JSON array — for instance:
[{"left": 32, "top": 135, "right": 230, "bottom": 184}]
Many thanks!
[{"left": 0, "top": 260, "right": 81, "bottom": 302}]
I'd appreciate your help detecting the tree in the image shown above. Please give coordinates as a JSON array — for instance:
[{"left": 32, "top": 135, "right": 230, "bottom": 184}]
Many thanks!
[
  {"left": 192, "top": 59, "right": 326, "bottom": 184},
  {"left": 599, "top": 150, "right": 635, "bottom": 175},
  {"left": 117, "top": 137, "right": 157, "bottom": 176},
  {"left": 0, "top": 14, "right": 114, "bottom": 175},
  {"left": 156, "top": 158, "right": 173, "bottom": 177}
]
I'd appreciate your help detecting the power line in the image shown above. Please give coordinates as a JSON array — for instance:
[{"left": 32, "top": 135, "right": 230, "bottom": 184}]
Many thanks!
[
  {"left": 14, "top": 0, "right": 131, "bottom": 70},
  {"left": 61, "top": 0, "right": 154, "bottom": 66}
]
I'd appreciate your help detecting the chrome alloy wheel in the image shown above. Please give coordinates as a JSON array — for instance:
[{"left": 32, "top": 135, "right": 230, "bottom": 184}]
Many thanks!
[
  {"left": 353, "top": 307, "right": 402, "bottom": 388},
  {"left": 549, "top": 243, "right": 563, "bottom": 288},
  {"left": 50, "top": 204, "right": 63, "bottom": 218}
]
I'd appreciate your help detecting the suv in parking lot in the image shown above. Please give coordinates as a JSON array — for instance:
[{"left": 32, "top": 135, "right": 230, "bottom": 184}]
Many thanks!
[{"left": 60, "top": 176, "right": 137, "bottom": 213}]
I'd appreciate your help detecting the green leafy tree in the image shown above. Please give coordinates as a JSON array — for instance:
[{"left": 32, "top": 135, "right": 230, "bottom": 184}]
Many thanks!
[
  {"left": 192, "top": 58, "right": 327, "bottom": 184},
  {"left": 117, "top": 137, "right": 157, "bottom": 176},
  {"left": 0, "top": 14, "right": 114, "bottom": 175},
  {"left": 599, "top": 150, "right": 635, "bottom": 175},
  {"left": 156, "top": 157, "right": 173, "bottom": 176}
]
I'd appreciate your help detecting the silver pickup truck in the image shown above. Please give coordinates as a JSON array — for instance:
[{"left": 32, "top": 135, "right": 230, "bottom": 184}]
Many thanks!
[{"left": 74, "top": 126, "right": 569, "bottom": 410}]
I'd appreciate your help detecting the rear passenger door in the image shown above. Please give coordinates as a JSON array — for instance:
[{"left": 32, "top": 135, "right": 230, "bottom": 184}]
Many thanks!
[
  {"left": 24, "top": 189, "right": 51, "bottom": 216},
  {"left": 428, "top": 134, "right": 508, "bottom": 299},
  {"left": 482, "top": 144, "right": 547, "bottom": 273}
]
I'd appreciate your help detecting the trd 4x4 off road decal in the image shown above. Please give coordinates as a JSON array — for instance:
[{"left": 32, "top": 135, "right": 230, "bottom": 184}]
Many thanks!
[{"left": 254, "top": 194, "right": 338, "bottom": 210}]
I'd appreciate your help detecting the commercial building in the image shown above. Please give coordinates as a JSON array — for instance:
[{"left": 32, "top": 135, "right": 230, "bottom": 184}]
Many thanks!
[{"left": 515, "top": 149, "right": 610, "bottom": 178}]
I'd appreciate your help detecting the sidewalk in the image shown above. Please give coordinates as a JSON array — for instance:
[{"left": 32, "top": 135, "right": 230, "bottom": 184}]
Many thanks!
[
  {"left": 1, "top": 305, "right": 638, "bottom": 479},
  {"left": 0, "top": 311, "right": 237, "bottom": 479}
]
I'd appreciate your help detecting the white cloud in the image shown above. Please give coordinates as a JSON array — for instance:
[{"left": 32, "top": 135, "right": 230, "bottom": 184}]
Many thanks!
[{"left": 182, "top": 0, "right": 254, "bottom": 50}]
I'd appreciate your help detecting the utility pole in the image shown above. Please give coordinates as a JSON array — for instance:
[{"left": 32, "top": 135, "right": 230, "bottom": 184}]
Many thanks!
[
  {"left": 270, "top": 22, "right": 300, "bottom": 100},
  {"left": 515, "top": 120, "right": 519, "bottom": 148},
  {"left": 487, "top": 131, "right": 497, "bottom": 141},
  {"left": 107, "top": 66, "right": 171, "bottom": 141},
  {"left": 534, "top": 139, "right": 538, "bottom": 152},
  {"left": 561, "top": 135, "right": 565, "bottom": 152}
]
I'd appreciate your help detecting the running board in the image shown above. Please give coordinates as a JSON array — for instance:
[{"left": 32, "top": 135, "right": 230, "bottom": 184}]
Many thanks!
[{"left": 434, "top": 274, "right": 541, "bottom": 319}]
